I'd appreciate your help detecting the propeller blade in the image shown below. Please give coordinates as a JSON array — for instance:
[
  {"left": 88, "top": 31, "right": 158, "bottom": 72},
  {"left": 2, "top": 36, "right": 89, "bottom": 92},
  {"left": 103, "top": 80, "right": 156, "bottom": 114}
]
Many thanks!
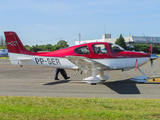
[
  {"left": 151, "top": 37, "right": 152, "bottom": 55},
  {"left": 148, "top": 37, "right": 159, "bottom": 68},
  {"left": 148, "top": 37, "right": 152, "bottom": 53},
  {"left": 150, "top": 54, "right": 159, "bottom": 68},
  {"left": 151, "top": 59, "right": 153, "bottom": 68},
  {"left": 150, "top": 37, "right": 154, "bottom": 68}
]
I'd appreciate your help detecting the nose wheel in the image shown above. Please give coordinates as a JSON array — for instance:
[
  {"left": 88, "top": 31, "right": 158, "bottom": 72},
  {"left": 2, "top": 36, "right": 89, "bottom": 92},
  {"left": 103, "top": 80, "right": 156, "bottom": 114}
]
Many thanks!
[{"left": 130, "top": 67, "right": 148, "bottom": 83}]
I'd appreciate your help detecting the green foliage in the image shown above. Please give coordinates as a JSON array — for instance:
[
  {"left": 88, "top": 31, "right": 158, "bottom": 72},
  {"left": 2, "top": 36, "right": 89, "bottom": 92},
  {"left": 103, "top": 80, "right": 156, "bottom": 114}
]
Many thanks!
[
  {"left": 58, "top": 40, "right": 69, "bottom": 48},
  {"left": 0, "top": 96, "right": 160, "bottom": 119},
  {"left": 0, "top": 46, "right": 7, "bottom": 49},
  {"left": 52, "top": 44, "right": 61, "bottom": 51},
  {"left": 24, "top": 40, "right": 69, "bottom": 52},
  {"left": 0, "top": 36, "right": 5, "bottom": 46},
  {"left": 134, "top": 44, "right": 160, "bottom": 54},
  {"left": 24, "top": 45, "right": 31, "bottom": 51},
  {"left": 42, "top": 44, "right": 52, "bottom": 51},
  {"left": 0, "top": 57, "right": 9, "bottom": 59},
  {"left": 115, "top": 34, "right": 126, "bottom": 49},
  {"left": 0, "top": 36, "right": 7, "bottom": 49}
]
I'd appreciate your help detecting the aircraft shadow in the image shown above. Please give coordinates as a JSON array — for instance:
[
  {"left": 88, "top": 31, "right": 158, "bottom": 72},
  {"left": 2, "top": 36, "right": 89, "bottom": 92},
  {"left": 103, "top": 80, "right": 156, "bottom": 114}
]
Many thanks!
[
  {"left": 102, "top": 79, "right": 141, "bottom": 94},
  {"left": 43, "top": 80, "right": 71, "bottom": 85},
  {"left": 43, "top": 79, "right": 160, "bottom": 94}
]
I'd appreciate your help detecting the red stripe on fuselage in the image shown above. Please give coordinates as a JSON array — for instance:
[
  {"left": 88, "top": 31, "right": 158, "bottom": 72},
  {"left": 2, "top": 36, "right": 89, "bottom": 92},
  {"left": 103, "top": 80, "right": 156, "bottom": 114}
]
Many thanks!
[{"left": 17, "top": 42, "right": 150, "bottom": 59}]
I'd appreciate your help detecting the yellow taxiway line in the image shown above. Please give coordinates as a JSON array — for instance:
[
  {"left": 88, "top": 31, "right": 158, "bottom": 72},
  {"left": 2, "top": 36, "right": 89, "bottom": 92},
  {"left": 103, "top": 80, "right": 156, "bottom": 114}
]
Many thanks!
[{"left": 148, "top": 79, "right": 160, "bottom": 82}]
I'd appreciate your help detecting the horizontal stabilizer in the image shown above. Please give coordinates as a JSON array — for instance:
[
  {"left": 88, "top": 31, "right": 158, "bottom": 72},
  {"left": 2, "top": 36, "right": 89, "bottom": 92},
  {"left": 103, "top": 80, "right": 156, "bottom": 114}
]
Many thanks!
[{"left": 10, "top": 58, "right": 32, "bottom": 61}]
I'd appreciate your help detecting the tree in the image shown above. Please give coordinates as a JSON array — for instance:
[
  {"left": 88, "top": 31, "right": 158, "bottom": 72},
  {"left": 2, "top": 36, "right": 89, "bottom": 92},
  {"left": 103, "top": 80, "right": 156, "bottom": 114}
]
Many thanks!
[
  {"left": 23, "top": 40, "right": 69, "bottom": 52},
  {"left": 57, "top": 40, "right": 69, "bottom": 49},
  {"left": 52, "top": 44, "right": 60, "bottom": 51},
  {"left": 24, "top": 45, "right": 31, "bottom": 51},
  {"left": 0, "top": 36, "right": 5, "bottom": 46},
  {"left": 115, "top": 34, "right": 126, "bottom": 49},
  {"left": 134, "top": 44, "right": 140, "bottom": 51},
  {"left": 51, "top": 40, "right": 69, "bottom": 51},
  {"left": 37, "top": 45, "right": 45, "bottom": 51},
  {"left": 42, "top": 44, "right": 53, "bottom": 51},
  {"left": 30, "top": 45, "right": 38, "bottom": 52}
]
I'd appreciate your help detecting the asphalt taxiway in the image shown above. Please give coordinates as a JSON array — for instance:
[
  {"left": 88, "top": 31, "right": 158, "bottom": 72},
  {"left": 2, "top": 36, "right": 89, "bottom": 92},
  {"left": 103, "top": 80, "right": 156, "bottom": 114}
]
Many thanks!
[{"left": 0, "top": 58, "right": 160, "bottom": 98}]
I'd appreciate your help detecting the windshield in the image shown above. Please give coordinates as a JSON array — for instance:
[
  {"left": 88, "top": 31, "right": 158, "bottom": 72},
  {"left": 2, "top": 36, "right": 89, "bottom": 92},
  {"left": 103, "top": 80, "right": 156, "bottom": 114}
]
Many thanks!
[{"left": 109, "top": 43, "right": 125, "bottom": 52}]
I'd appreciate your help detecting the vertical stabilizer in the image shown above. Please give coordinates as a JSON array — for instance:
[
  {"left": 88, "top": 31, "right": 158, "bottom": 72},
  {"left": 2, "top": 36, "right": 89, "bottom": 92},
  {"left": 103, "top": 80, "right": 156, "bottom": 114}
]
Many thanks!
[{"left": 4, "top": 31, "right": 29, "bottom": 54}]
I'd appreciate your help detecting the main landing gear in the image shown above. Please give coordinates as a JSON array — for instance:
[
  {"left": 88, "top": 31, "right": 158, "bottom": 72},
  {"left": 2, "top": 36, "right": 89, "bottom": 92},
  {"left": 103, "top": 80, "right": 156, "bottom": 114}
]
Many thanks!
[{"left": 81, "top": 62, "right": 109, "bottom": 85}]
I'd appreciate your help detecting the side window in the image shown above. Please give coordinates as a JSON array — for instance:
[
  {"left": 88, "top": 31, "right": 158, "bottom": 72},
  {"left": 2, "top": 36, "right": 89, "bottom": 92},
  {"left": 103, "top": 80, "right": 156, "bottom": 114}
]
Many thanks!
[
  {"left": 92, "top": 44, "right": 107, "bottom": 54},
  {"left": 74, "top": 45, "right": 89, "bottom": 54}
]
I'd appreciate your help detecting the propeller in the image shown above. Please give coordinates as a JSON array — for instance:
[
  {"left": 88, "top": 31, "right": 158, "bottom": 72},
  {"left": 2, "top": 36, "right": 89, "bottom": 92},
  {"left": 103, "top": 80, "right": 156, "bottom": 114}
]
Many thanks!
[
  {"left": 150, "top": 37, "right": 153, "bottom": 68},
  {"left": 149, "top": 37, "right": 159, "bottom": 68}
]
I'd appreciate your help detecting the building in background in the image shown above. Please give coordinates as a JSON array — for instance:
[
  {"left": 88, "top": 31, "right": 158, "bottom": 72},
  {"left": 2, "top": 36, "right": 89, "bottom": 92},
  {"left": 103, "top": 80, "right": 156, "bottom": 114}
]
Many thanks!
[{"left": 75, "top": 34, "right": 160, "bottom": 49}]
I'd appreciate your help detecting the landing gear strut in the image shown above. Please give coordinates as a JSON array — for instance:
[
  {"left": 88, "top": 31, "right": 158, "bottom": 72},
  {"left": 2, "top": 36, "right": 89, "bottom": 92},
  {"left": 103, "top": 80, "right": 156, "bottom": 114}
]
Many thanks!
[
  {"left": 81, "top": 62, "right": 109, "bottom": 85},
  {"left": 81, "top": 62, "right": 100, "bottom": 84}
]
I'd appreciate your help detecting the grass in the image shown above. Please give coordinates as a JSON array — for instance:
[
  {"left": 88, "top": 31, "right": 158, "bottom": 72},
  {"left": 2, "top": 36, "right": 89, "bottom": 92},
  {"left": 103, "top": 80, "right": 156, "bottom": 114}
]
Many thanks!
[
  {"left": 0, "top": 57, "right": 9, "bottom": 59},
  {"left": 0, "top": 97, "right": 160, "bottom": 119},
  {"left": 156, "top": 54, "right": 160, "bottom": 57}
]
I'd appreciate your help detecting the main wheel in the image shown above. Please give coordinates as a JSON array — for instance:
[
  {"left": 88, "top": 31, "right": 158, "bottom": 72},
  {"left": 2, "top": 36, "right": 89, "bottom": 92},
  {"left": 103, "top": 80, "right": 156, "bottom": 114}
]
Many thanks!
[{"left": 91, "top": 83, "right": 97, "bottom": 85}]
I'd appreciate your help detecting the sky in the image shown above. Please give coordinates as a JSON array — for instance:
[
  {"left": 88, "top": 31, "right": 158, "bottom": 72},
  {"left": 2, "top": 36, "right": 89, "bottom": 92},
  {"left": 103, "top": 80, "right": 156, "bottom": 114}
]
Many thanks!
[{"left": 0, "top": 0, "right": 160, "bottom": 46}]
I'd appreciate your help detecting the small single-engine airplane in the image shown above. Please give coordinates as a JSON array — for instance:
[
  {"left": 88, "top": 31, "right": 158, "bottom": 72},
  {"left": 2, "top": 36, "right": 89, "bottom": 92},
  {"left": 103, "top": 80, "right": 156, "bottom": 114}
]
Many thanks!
[{"left": 4, "top": 31, "right": 159, "bottom": 85}]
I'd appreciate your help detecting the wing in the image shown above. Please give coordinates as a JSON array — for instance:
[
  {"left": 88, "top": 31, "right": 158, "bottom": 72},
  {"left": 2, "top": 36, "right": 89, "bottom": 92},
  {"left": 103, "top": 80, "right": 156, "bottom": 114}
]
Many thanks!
[{"left": 65, "top": 56, "right": 110, "bottom": 73}]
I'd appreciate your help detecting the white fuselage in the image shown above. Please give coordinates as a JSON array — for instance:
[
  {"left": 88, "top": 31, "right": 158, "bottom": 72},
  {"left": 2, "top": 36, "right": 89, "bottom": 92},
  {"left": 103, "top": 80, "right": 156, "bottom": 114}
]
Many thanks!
[{"left": 9, "top": 53, "right": 150, "bottom": 70}]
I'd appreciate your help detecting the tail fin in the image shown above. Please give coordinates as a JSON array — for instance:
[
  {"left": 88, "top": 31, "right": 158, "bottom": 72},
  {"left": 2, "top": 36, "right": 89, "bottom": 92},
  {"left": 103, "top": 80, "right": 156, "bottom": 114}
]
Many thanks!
[{"left": 4, "top": 31, "right": 29, "bottom": 54}]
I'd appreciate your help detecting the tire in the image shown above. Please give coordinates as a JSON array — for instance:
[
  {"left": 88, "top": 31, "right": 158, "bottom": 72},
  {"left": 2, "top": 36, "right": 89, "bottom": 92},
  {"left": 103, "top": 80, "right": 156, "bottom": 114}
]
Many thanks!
[{"left": 91, "top": 83, "right": 97, "bottom": 85}]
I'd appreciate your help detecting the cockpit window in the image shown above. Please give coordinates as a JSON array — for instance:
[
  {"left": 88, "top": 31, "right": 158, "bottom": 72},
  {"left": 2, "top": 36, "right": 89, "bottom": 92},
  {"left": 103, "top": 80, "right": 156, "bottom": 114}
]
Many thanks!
[
  {"left": 109, "top": 43, "right": 125, "bottom": 52},
  {"left": 92, "top": 44, "right": 107, "bottom": 54},
  {"left": 74, "top": 45, "right": 89, "bottom": 54}
]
